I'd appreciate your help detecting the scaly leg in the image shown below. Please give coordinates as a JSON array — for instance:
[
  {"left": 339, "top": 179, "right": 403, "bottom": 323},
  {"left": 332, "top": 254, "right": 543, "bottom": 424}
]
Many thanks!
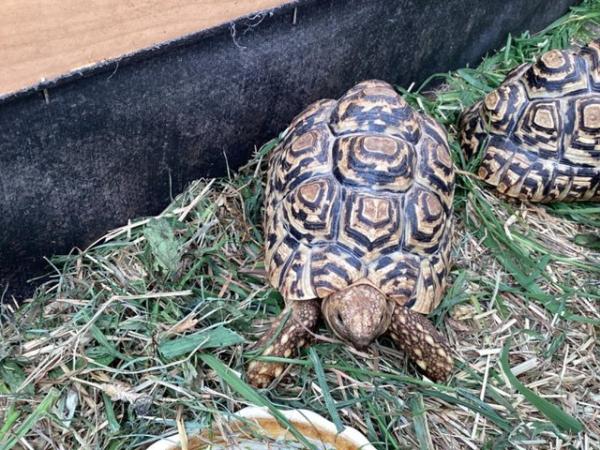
[
  {"left": 387, "top": 303, "right": 454, "bottom": 382},
  {"left": 247, "top": 299, "right": 320, "bottom": 387}
]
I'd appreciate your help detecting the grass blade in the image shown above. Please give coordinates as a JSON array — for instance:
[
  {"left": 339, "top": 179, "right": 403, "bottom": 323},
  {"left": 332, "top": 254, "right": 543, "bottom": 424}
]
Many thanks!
[
  {"left": 309, "top": 348, "right": 344, "bottom": 432},
  {"left": 102, "top": 393, "right": 121, "bottom": 433},
  {"left": 500, "top": 340, "right": 583, "bottom": 433},
  {"left": 159, "top": 326, "right": 244, "bottom": 359},
  {"left": 0, "top": 405, "right": 20, "bottom": 443},
  {"left": 410, "top": 393, "right": 433, "bottom": 450}
]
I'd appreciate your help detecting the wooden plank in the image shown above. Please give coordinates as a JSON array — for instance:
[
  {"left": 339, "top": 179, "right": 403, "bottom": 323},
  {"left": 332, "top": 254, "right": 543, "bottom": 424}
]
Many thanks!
[{"left": 0, "top": 0, "right": 289, "bottom": 97}]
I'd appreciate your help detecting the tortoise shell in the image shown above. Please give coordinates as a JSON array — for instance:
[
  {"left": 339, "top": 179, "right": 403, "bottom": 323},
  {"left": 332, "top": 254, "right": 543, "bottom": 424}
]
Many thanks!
[
  {"left": 460, "top": 40, "right": 600, "bottom": 202},
  {"left": 264, "top": 80, "right": 455, "bottom": 314}
]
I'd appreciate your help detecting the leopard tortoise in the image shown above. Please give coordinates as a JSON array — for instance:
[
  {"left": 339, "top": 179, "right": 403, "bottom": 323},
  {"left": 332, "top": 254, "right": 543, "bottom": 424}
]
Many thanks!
[
  {"left": 460, "top": 40, "right": 600, "bottom": 202},
  {"left": 247, "top": 80, "right": 455, "bottom": 387}
]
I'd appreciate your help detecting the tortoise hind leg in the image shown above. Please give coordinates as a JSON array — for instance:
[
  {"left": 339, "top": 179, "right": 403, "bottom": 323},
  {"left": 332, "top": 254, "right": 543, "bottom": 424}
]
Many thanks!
[
  {"left": 247, "top": 299, "right": 320, "bottom": 387},
  {"left": 387, "top": 303, "right": 454, "bottom": 382}
]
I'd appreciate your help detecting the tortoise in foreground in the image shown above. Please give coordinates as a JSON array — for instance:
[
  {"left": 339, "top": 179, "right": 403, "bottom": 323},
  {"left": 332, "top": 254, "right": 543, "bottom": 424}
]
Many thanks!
[
  {"left": 247, "top": 80, "right": 455, "bottom": 387},
  {"left": 460, "top": 40, "right": 600, "bottom": 202}
]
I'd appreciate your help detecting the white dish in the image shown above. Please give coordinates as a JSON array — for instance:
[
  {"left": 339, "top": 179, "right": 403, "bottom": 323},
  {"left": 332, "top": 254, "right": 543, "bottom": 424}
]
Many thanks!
[{"left": 147, "top": 406, "right": 375, "bottom": 450}]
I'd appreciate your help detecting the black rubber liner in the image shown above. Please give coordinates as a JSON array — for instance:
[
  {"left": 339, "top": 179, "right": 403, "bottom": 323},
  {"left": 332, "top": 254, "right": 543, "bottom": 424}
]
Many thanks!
[{"left": 0, "top": 0, "right": 577, "bottom": 300}]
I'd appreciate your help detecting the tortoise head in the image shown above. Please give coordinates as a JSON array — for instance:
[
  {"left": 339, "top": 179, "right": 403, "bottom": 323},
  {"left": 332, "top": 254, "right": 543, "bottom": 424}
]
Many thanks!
[{"left": 321, "top": 283, "right": 393, "bottom": 350}]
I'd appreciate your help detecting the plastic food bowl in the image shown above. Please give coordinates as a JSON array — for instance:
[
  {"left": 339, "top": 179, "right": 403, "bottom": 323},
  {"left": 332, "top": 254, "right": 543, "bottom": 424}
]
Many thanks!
[{"left": 146, "top": 406, "right": 375, "bottom": 450}]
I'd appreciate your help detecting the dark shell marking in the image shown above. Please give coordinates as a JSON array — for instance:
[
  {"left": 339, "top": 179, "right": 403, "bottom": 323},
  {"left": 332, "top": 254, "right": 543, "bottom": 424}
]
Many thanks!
[
  {"left": 264, "top": 80, "right": 455, "bottom": 314},
  {"left": 460, "top": 41, "right": 600, "bottom": 202}
]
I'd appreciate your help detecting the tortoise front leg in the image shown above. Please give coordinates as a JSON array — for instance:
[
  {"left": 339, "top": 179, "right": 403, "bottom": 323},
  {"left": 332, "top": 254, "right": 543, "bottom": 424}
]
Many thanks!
[
  {"left": 247, "top": 299, "right": 320, "bottom": 387},
  {"left": 387, "top": 303, "right": 454, "bottom": 382}
]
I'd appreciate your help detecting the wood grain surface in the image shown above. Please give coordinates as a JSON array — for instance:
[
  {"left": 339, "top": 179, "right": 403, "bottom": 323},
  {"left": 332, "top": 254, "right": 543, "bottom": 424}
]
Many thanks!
[{"left": 0, "top": 0, "right": 289, "bottom": 97}]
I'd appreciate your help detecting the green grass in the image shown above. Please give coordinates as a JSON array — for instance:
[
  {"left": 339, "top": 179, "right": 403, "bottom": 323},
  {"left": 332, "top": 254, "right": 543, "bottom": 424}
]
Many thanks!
[{"left": 1, "top": 1, "right": 600, "bottom": 448}]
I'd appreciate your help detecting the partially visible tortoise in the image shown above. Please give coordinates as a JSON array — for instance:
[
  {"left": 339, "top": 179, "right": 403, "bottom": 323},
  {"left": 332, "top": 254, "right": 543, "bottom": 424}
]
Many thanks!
[
  {"left": 247, "top": 80, "right": 455, "bottom": 387},
  {"left": 460, "top": 40, "right": 600, "bottom": 202}
]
